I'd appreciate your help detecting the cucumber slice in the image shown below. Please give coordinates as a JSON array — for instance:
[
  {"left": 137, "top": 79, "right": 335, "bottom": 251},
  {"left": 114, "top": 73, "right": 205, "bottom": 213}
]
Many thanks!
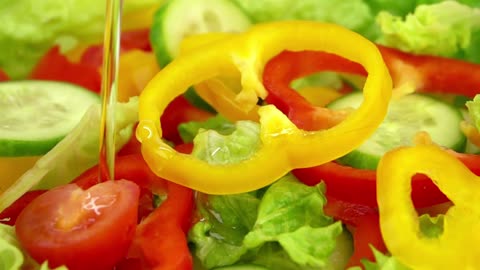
[
  {"left": 327, "top": 92, "right": 466, "bottom": 169},
  {"left": 150, "top": 0, "right": 251, "bottom": 66},
  {"left": 0, "top": 80, "right": 100, "bottom": 157}
]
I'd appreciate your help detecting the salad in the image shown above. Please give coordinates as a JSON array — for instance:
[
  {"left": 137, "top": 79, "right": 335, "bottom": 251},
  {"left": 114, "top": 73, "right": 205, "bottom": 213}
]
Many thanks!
[{"left": 1, "top": 0, "right": 480, "bottom": 269}]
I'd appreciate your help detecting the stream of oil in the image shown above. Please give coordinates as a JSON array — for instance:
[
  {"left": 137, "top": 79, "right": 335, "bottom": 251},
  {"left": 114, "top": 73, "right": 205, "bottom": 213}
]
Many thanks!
[{"left": 98, "top": 0, "right": 123, "bottom": 181}]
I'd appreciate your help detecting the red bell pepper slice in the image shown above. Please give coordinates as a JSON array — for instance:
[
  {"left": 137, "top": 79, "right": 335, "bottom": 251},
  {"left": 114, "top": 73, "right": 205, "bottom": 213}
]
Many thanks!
[
  {"left": 161, "top": 96, "right": 214, "bottom": 145},
  {"left": 0, "top": 69, "right": 9, "bottom": 81},
  {"left": 378, "top": 45, "right": 480, "bottom": 98},
  {"left": 264, "top": 46, "right": 480, "bottom": 209},
  {"left": 324, "top": 196, "right": 386, "bottom": 267},
  {"left": 29, "top": 46, "right": 102, "bottom": 92},
  {"left": 263, "top": 50, "right": 365, "bottom": 131},
  {"left": 263, "top": 46, "right": 480, "bottom": 131},
  {"left": 294, "top": 151, "right": 480, "bottom": 208},
  {"left": 130, "top": 144, "right": 194, "bottom": 270}
]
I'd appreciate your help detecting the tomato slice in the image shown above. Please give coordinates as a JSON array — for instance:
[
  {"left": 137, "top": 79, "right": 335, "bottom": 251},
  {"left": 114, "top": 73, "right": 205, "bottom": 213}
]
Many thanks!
[{"left": 15, "top": 180, "right": 140, "bottom": 270}]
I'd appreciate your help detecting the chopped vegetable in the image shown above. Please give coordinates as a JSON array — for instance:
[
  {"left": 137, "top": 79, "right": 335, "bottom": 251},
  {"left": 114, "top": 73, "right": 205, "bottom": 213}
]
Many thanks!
[
  {"left": 0, "top": 97, "right": 138, "bottom": 212},
  {"left": 376, "top": 1, "right": 480, "bottom": 62},
  {"left": 377, "top": 144, "right": 480, "bottom": 269},
  {"left": 137, "top": 20, "right": 392, "bottom": 194},
  {"left": 328, "top": 92, "right": 466, "bottom": 169},
  {"left": 150, "top": 0, "right": 252, "bottom": 66},
  {"left": 15, "top": 180, "right": 140, "bottom": 270}
]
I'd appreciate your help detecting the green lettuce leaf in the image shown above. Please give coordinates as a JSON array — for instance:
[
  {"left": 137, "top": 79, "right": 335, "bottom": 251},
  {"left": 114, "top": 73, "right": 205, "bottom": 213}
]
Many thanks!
[
  {"left": 0, "top": 224, "right": 68, "bottom": 270},
  {"left": 0, "top": 224, "right": 23, "bottom": 270},
  {"left": 0, "top": 97, "right": 138, "bottom": 212},
  {"left": 349, "top": 214, "right": 445, "bottom": 270},
  {"left": 189, "top": 192, "right": 261, "bottom": 268},
  {"left": 189, "top": 176, "right": 350, "bottom": 270},
  {"left": 418, "top": 214, "right": 444, "bottom": 238},
  {"left": 466, "top": 95, "right": 480, "bottom": 130},
  {"left": 231, "top": 0, "right": 373, "bottom": 33},
  {"left": 375, "top": 1, "right": 480, "bottom": 61},
  {"left": 178, "top": 115, "right": 235, "bottom": 144},
  {"left": 0, "top": 0, "right": 162, "bottom": 79},
  {"left": 348, "top": 247, "right": 411, "bottom": 270},
  {"left": 243, "top": 175, "right": 344, "bottom": 269},
  {"left": 191, "top": 120, "right": 260, "bottom": 165}
]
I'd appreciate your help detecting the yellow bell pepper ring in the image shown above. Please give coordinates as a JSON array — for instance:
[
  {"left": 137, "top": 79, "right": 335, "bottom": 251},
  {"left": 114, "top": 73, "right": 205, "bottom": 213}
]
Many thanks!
[
  {"left": 377, "top": 144, "right": 480, "bottom": 270},
  {"left": 137, "top": 20, "right": 392, "bottom": 195}
]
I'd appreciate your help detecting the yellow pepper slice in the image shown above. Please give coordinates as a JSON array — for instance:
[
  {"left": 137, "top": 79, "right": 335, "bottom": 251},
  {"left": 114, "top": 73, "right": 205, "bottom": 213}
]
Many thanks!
[
  {"left": 377, "top": 144, "right": 480, "bottom": 269},
  {"left": 137, "top": 21, "right": 392, "bottom": 194},
  {"left": 118, "top": 50, "right": 160, "bottom": 102},
  {"left": 179, "top": 33, "right": 260, "bottom": 121}
]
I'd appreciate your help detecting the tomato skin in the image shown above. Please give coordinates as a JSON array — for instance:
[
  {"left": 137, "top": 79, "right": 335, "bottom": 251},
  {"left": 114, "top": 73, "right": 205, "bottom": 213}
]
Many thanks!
[{"left": 15, "top": 180, "right": 140, "bottom": 270}]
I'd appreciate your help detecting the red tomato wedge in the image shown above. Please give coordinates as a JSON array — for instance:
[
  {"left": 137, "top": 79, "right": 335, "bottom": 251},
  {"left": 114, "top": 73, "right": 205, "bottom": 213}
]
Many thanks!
[{"left": 15, "top": 180, "right": 140, "bottom": 270}]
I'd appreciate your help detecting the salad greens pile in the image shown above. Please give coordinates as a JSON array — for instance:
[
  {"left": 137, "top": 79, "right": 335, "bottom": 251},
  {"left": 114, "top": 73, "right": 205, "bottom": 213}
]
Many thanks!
[
  {"left": 231, "top": 0, "right": 480, "bottom": 62},
  {"left": 181, "top": 114, "right": 447, "bottom": 270},
  {"left": 0, "top": 0, "right": 162, "bottom": 79},
  {"left": 0, "top": 224, "right": 67, "bottom": 270}
]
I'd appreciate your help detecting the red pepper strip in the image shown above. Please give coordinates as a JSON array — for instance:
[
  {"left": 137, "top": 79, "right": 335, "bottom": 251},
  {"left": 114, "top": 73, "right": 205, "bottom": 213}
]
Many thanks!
[
  {"left": 161, "top": 96, "right": 214, "bottom": 145},
  {"left": 0, "top": 69, "right": 9, "bottom": 81},
  {"left": 263, "top": 50, "right": 366, "bottom": 131},
  {"left": 29, "top": 46, "right": 102, "bottom": 92},
  {"left": 347, "top": 214, "right": 386, "bottom": 268},
  {"left": 294, "top": 151, "right": 480, "bottom": 208},
  {"left": 132, "top": 144, "right": 194, "bottom": 270},
  {"left": 324, "top": 196, "right": 386, "bottom": 267},
  {"left": 120, "top": 28, "right": 152, "bottom": 52},
  {"left": 263, "top": 46, "right": 480, "bottom": 130},
  {"left": 378, "top": 45, "right": 480, "bottom": 98},
  {"left": 293, "top": 162, "right": 449, "bottom": 208}
]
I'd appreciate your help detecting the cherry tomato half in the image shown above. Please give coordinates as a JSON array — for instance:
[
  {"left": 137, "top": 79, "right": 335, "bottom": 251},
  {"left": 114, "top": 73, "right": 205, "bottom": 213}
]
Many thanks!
[{"left": 15, "top": 180, "right": 140, "bottom": 270}]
